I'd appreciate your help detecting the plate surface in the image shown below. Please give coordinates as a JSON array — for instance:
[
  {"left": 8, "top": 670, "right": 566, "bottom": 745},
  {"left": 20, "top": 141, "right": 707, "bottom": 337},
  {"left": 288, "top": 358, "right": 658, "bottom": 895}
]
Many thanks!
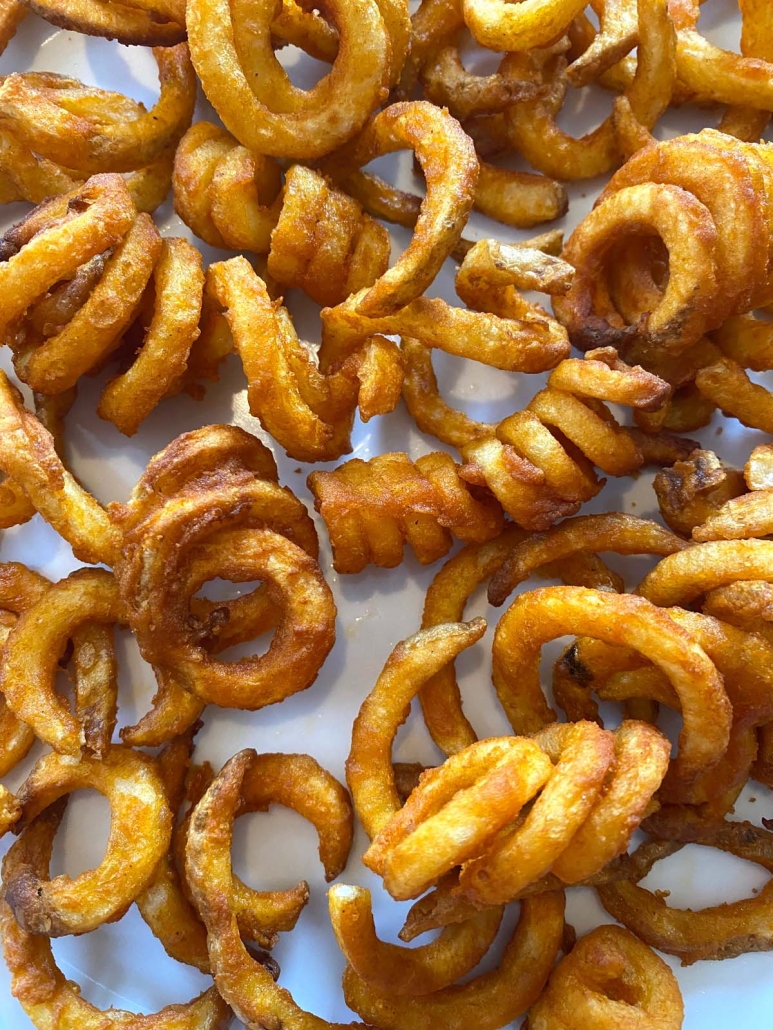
[{"left": 0, "top": 3, "right": 772, "bottom": 1027}]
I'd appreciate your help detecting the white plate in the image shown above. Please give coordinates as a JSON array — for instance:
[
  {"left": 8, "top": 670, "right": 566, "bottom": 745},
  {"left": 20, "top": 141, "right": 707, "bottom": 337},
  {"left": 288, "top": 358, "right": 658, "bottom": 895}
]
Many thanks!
[{"left": 0, "top": 2, "right": 771, "bottom": 1027}]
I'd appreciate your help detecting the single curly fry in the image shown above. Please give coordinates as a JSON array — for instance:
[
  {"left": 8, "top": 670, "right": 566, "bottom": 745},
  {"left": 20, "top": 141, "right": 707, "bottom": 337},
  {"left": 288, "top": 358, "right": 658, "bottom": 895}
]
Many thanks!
[
  {"left": 525, "top": 924, "right": 684, "bottom": 1029},
  {"left": 187, "top": 0, "right": 391, "bottom": 159},
  {"left": 3, "top": 747, "right": 172, "bottom": 936},
  {"left": 324, "top": 102, "right": 478, "bottom": 316},
  {"left": 347, "top": 620, "right": 486, "bottom": 839},
  {"left": 328, "top": 884, "right": 502, "bottom": 996},
  {"left": 185, "top": 749, "right": 364, "bottom": 1030}
]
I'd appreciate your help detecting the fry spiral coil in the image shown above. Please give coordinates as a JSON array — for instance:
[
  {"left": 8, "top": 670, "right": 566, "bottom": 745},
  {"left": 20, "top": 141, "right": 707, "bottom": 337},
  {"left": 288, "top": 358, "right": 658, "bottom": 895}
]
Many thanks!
[{"left": 173, "top": 121, "right": 391, "bottom": 307}]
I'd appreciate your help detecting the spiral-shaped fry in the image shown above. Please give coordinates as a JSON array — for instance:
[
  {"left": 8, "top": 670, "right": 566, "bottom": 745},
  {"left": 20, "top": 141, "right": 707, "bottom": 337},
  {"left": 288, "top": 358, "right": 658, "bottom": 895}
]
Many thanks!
[
  {"left": 0, "top": 45, "right": 195, "bottom": 174},
  {"left": 114, "top": 425, "right": 334, "bottom": 712},
  {"left": 1, "top": 173, "right": 206, "bottom": 436},
  {"left": 408, "top": 346, "right": 684, "bottom": 531},
  {"left": 20, "top": 0, "right": 186, "bottom": 45},
  {"left": 187, "top": 0, "right": 399, "bottom": 160},
  {"left": 308, "top": 451, "right": 505, "bottom": 574},
  {"left": 554, "top": 130, "right": 773, "bottom": 356},
  {"left": 524, "top": 924, "right": 684, "bottom": 1030},
  {"left": 363, "top": 720, "right": 669, "bottom": 905},
  {"left": 173, "top": 122, "right": 391, "bottom": 307}
]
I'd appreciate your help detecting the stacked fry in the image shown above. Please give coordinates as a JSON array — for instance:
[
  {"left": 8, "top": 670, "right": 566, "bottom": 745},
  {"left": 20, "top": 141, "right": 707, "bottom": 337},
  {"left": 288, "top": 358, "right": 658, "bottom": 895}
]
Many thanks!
[{"left": 0, "top": 0, "right": 772, "bottom": 1029}]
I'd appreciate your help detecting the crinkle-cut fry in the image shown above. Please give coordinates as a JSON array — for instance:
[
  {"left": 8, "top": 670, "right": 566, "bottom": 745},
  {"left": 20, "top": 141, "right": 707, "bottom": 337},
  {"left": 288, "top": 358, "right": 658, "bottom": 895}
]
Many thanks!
[
  {"left": 4, "top": 746, "right": 172, "bottom": 937},
  {"left": 463, "top": 0, "right": 586, "bottom": 52},
  {"left": 458, "top": 352, "right": 672, "bottom": 529},
  {"left": 639, "top": 538, "right": 773, "bottom": 608},
  {"left": 321, "top": 102, "right": 477, "bottom": 317},
  {"left": 488, "top": 512, "right": 686, "bottom": 608},
  {"left": 97, "top": 237, "right": 204, "bottom": 436},
  {"left": 492, "top": 586, "right": 731, "bottom": 795},
  {"left": 365, "top": 737, "right": 556, "bottom": 898},
  {"left": 1, "top": 802, "right": 232, "bottom": 1029},
  {"left": 399, "top": 838, "right": 681, "bottom": 940},
  {"left": 328, "top": 884, "right": 502, "bottom": 996},
  {"left": 205, "top": 257, "right": 400, "bottom": 462},
  {"left": 185, "top": 749, "right": 365, "bottom": 1030},
  {"left": 0, "top": 568, "right": 119, "bottom": 756},
  {"left": 567, "top": 0, "right": 639, "bottom": 87},
  {"left": 418, "top": 527, "right": 625, "bottom": 756},
  {"left": 343, "top": 892, "right": 564, "bottom": 1030},
  {"left": 20, "top": 0, "right": 186, "bottom": 45},
  {"left": 597, "top": 820, "right": 773, "bottom": 963},
  {"left": 525, "top": 923, "right": 684, "bottom": 1030},
  {"left": 654, "top": 449, "right": 747, "bottom": 538},
  {"left": 322, "top": 283, "right": 570, "bottom": 375},
  {"left": 347, "top": 620, "right": 486, "bottom": 839},
  {"left": 0, "top": 47, "right": 195, "bottom": 173},
  {"left": 0, "top": 173, "right": 136, "bottom": 338},
  {"left": 0, "top": 373, "right": 120, "bottom": 566},
  {"left": 188, "top": 0, "right": 391, "bottom": 161},
  {"left": 308, "top": 452, "right": 504, "bottom": 574}
]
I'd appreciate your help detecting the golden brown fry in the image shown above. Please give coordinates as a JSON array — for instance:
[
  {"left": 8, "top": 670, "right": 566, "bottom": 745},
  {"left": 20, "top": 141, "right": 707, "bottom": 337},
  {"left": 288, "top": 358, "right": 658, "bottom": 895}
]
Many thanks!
[
  {"left": 4, "top": 747, "right": 171, "bottom": 936},
  {"left": 654, "top": 449, "right": 746, "bottom": 538},
  {"left": 525, "top": 924, "right": 684, "bottom": 1029},
  {"left": 1, "top": 803, "right": 232, "bottom": 1029},
  {"left": 328, "top": 884, "right": 502, "bottom": 996}
]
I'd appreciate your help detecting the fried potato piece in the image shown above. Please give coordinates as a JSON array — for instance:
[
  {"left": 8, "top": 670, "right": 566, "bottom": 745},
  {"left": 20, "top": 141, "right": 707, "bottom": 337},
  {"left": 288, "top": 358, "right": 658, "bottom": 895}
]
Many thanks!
[
  {"left": 328, "top": 884, "right": 502, "bottom": 996},
  {"left": 308, "top": 452, "right": 504, "bottom": 574},
  {"left": 0, "top": 46, "right": 195, "bottom": 173},
  {"left": 188, "top": 0, "right": 392, "bottom": 160},
  {"left": 598, "top": 821, "right": 773, "bottom": 963},
  {"left": 488, "top": 513, "right": 684, "bottom": 607},
  {"left": 1, "top": 802, "right": 231, "bottom": 1029},
  {"left": 347, "top": 620, "right": 486, "bottom": 839},
  {"left": 4, "top": 747, "right": 171, "bottom": 936},
  {"left": 492, "top": 586, "right": 731, "bottom": 796},
  {"left": 321, "top": 102, "right": 478, "bottom": 316},
  {"left": 343, "top": 894, "right": 565, "bottom": 1030},
  {"left": 526, "top": 924, "right": 684, "bottom": 1029},
  {"left": 654, "top": 449, "right": 746, "bottom": 538},
  {"left": 20, "top": 0, "right": 186, "bottom": 46},
  {"left": 185, "top": 749, "right": 364, "bottom": 1030}
]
